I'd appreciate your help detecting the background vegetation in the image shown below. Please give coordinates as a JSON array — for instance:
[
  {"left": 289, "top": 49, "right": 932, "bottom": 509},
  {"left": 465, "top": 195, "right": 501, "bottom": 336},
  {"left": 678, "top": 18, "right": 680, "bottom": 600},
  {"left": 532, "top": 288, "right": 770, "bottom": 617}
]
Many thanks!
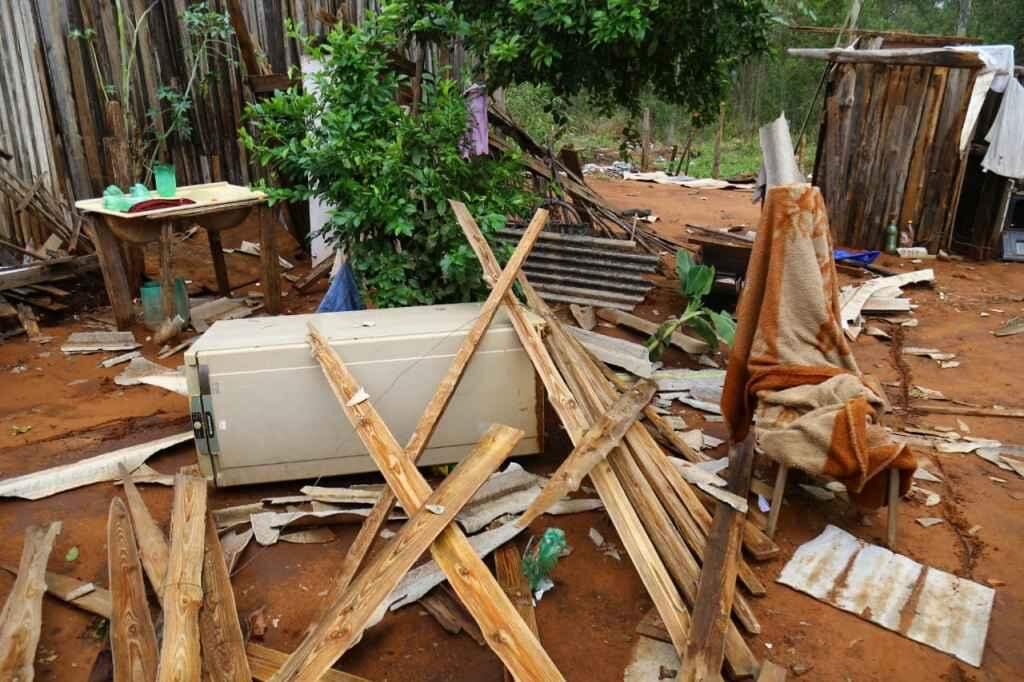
[{"left": 504, "top": 0, "right": 1022, "bottom": 178}]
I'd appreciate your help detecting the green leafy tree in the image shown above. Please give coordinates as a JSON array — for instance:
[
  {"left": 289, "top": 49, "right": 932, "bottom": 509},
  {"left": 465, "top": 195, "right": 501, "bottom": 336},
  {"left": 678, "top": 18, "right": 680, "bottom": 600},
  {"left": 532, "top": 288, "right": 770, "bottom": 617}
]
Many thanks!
[
  {"left": 646, "top": 251, "right": 736, "bottom": 359},
  {"left": 240, "top": 9, "right": 529, "bottom": 307},
  {"left": 456, "top": 0, "right": 771, "bottom": 121}
]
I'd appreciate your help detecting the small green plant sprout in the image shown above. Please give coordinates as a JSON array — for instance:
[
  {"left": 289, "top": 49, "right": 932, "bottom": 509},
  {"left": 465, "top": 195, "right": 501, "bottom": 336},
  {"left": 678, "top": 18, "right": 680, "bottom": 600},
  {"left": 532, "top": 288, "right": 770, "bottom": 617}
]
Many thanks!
[
  {"left": 645, "top": 250, "right": 736, "bottom": 361},
  {"left": 145, "top": 4, "right": 239, "bottom": 171}
]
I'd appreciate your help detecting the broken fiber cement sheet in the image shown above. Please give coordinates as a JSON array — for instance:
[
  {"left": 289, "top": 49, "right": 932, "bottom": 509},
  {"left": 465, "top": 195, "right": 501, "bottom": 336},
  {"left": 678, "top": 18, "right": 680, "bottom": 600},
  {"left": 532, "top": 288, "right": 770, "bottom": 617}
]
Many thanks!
[
  {"left": 0, "top": 432, "right": 191, "bottom": 499},
  {"left": 778, "top": 524, "right": 994, "bottom": 666}
]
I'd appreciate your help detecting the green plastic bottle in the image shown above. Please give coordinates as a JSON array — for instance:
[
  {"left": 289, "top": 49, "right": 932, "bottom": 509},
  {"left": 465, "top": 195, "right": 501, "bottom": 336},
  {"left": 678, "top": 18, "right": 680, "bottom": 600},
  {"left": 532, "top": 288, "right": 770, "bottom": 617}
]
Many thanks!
[{"left": 885, "top": 218, "right": 899, "bottom": 255}]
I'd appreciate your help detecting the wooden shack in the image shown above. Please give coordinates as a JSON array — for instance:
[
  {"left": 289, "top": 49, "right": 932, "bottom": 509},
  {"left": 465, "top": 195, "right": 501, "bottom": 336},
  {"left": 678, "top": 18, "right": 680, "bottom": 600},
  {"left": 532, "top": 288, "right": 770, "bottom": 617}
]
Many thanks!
[{"left": 793, "top": 35, "right": 991, "bottom": 253}]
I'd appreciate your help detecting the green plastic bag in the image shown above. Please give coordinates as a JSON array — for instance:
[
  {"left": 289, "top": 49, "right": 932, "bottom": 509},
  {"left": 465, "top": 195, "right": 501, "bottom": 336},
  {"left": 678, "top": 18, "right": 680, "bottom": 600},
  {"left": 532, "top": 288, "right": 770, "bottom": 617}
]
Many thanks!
[{"left": 521, "top": 527, "right": 567, "bottom": 595}]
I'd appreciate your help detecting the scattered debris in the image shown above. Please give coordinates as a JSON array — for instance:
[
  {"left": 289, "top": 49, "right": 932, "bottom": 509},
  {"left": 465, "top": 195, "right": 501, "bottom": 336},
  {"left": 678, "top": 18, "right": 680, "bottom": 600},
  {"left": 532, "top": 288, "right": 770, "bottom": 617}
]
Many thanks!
[
  {"left": 993, "top": 317, "right": 1024, "bottom": 337},
  {"left": 61, "top": 331, "right": 139, "bottom": 354},
  {"left": 0, "top": 432, "right": 191, "bottom": 500},
  {"left": 910, "top": 486, "right": 942, "bottom": 507},
  {"left": 588, "top": 527, "right": 622, "bottom": 561},
  {"left": 597, "top": 308, "right": 708, "bottom": 355},
  {"left": 778, "top": 524, "right": 994, "bottom": 666},
  {"left": 916, "top": 517, "right": 945, "bottom": 528},
  {"left": 114, "top": 357, "right": 187, "bottom": 395},
  {"left": 903, "top": 347, "right": 957, "bottom": 361},
  {"left": 569, "top": 304, "right": 596, "bottom": 331},
  {"left": 568, "top": 326, "right": 660, "bottom": 377},
  {"left": 98, "top": 350, "right": 141, "bottom": 368},
  {"left": 189, "top": 297, "right": 253, "bottom": 332},
  {"left": 839, "top": 269, "right": 934, "bottom": 339}
]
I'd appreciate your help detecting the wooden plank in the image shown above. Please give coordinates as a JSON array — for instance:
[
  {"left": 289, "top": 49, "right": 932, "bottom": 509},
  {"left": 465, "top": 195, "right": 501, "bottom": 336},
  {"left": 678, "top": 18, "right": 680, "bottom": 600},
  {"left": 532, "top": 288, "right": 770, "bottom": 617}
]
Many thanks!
[
  {"left": 268, "top": 417, "right": 536, "bottom": 682},
  {"left": 156, "top": 473, "right": 208, "bottom": 682},
  {"left": 89, "top": 220, "right": 134, "bottom": 330},
  {"left": 451, "top": 201, "right": 694, "bottom": 658},
  {"left": 549, "top": 325, "right": 760, "bottom": 676},
  {"left": 246, "top": 644, "right": 367, "bottom": 682},
  {"left": 495, "top": 544, "right": 539, "bottom": 682},
  {"left": 199, "top": 514, "right": 251, "bottom": 682},
  {"left": 0, "top": 564, "right": 110, "bottom": 619},
  {"left": 569, "top": 303, "right": 596, "bottom": 330},
  {"left": 118, "top": 463, "right": 169, "bottom": 602},
  {"left": 15, "top": 303, "right": 41, "bottom": 340},
  {"left": 320, "top": 208, "right": 547, "bottom": 604},
  {"left": 32, "top": 0, "right": 90, "bottom": 198},
  {"left": 567, "top": 325, "right": 659, "bottom": 377},
  {"left": 419, "top": 586, "right": 485, "bottom": 645},
  {"left": 788, "top": 47, "right": 983, "bottom": 68},
  {"left": 107, "top": 498, "right": 159, "bottom": 682},
  {"left": 0, "top": 253, "right": 97, "bottom": 292},
  {"left": 518, "top": 378, "right": 656, "bottom": 527},
  {"left": 0, "top": 522, "right": 60, "bottom": 680},
  {"left": 207, "top": 229, "right": 231, "bottom": 296},
  {"left": 906, "top": 403, "right": 1024, "bottom": 419},
  {"left": 292, "top": 256, "right": 333, "bottom": 292},
  {"left": 917, "top": 68, "right": 976, "bottom": 251},
  {"left": 678, "top": 438, "right": 756, "bottom": 682},
  {"left": 596, "top": 308, "right": 708, "bottom": 355}
]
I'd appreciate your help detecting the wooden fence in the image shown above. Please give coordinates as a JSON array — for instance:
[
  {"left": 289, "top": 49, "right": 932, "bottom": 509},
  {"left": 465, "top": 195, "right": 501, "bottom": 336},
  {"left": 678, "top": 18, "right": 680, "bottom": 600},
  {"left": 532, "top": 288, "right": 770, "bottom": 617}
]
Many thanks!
[{"left": 0, "top": 0, "right": 406, "bottom": 250}]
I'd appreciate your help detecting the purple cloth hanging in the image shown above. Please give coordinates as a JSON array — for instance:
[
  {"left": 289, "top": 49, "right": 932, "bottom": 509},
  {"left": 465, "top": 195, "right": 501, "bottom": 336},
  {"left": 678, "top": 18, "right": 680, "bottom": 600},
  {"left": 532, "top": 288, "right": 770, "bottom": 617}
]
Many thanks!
[{"left": 461, "top": 84, "right": 489, "bottom": 158}]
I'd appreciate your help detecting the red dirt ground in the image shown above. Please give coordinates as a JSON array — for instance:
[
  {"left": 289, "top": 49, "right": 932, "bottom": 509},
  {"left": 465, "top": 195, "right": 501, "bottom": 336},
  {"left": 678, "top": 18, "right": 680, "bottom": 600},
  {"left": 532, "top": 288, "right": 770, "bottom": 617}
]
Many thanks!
[{"left": 1, "top": 180, "right": 1021, "bottom": 680}]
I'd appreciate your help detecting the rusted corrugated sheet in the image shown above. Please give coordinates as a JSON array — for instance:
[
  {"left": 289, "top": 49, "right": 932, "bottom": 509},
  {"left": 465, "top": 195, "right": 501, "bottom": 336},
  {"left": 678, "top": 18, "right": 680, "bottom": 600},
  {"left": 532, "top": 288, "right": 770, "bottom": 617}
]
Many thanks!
[
  {"left": 497, "top": 228, "right": 659, "bottom": 311},
  {"left": 778, "top": 524, "right": 994, "bottom": 667}
]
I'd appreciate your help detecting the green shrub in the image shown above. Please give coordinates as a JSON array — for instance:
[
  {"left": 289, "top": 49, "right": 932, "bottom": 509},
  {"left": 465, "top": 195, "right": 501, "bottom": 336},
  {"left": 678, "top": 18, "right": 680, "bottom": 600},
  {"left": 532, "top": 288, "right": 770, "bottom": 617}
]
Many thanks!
[{"left": 240, "top": 9, "right": 529, "bottom": 307}]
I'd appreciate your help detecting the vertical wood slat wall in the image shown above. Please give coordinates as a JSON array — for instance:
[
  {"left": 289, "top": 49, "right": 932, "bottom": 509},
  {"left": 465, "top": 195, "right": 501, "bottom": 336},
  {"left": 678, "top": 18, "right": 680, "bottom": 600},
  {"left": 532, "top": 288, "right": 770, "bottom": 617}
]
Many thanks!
[
  {"left": 0, "top": 0, "right": 407, "bottom": 249},
  {"left": 812, "top": 55, "right": 980, "bottom": 252}
]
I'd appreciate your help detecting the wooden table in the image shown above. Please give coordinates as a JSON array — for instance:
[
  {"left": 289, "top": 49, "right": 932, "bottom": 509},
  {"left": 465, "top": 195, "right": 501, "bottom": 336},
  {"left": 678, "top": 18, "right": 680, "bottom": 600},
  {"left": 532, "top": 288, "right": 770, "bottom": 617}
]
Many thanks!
[{"left": 75, "top": 182, "right": 281, "bottom": 330}]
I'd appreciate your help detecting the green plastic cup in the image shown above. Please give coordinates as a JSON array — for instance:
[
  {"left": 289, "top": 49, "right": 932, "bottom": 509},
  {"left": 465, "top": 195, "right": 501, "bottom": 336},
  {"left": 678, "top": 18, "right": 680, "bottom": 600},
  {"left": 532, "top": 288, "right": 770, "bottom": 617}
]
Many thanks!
[{"left": 154, "top": 163, "right": 177, "bottom": 198}]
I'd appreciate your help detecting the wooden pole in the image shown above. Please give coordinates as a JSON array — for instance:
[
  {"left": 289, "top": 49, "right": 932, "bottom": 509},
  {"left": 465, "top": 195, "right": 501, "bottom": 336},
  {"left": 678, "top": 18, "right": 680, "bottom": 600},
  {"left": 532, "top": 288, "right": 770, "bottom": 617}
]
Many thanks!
[
  {"left": 712, "top": 102, "right": 726, "bottom": 179},
  {"left": 677, "top": 437, "right": 756, "bottom": 681},
  {"left": 641, "top": 107, "right": 652, "bottom": 172},
  {"left": 199, "top": 514, "right": 252, "bottom": 681},
  {"left": 108, "top": 499, "right": 159, "bottom": 682},
  {"left": 0, "top": 523, "right": 61, "bottom": 680},
  {"left": 119, "top": 464, "right": 169, "bottom": 603},
  {"left": 156, "top": 473, "right": 207, "bottom": 682}
]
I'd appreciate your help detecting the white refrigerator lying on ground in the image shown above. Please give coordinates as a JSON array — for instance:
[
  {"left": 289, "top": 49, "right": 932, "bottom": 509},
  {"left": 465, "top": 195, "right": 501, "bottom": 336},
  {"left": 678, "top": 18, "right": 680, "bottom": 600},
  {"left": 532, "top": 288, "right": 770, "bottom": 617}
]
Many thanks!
[{"left": 185, "top": 303, "right": 543, "bottom": 487}]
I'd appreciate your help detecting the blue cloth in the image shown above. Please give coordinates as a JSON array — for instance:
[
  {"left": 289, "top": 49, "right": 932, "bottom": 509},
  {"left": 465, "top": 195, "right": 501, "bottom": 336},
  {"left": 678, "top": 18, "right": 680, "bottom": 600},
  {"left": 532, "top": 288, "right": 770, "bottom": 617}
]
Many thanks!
[
  {"left": 317, "top": 261, "right": 364, "bottom": 312},
  {"left": 834, "top": 248, "right": 880, "bottom": 265}
]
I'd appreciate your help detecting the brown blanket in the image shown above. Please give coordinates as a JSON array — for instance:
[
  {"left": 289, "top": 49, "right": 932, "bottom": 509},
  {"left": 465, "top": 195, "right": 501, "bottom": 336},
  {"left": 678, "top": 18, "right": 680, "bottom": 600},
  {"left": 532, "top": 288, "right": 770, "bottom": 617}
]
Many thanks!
[{"left": 721, "top": 184, "right": 915, "bottom": 507}]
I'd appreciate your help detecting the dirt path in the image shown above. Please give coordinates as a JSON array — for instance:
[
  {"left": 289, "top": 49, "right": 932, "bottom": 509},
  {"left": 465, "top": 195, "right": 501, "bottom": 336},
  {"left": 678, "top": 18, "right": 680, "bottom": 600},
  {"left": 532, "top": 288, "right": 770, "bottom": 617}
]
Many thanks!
[{"left": 0, "top": 181, "right": 1021, "bottom": 680}]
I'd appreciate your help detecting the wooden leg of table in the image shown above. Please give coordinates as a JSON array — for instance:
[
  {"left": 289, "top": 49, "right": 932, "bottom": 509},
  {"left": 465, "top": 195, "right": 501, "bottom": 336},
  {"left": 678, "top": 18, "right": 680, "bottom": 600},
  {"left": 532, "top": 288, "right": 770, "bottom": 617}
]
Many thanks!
[
  {"left": 123, "top": 243, "right": 146, "bottom": 291},
  {"left": 260, "top": 205, "right": 282, "bottom": 315},
  {"left": 160, "top": 222, "right": 175, "bottom": 320},
  {"left": 89, "top": 218, "right": 134, "bottom": 330},
  {"left": 766, "top": 463, "right": 788, "bottom": 540},
  {"left": 207, "top": 228, "right": 231, "bottom": 296},
  {"left": 886, "top": 468, "right": 900, "bottom": 549}
]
